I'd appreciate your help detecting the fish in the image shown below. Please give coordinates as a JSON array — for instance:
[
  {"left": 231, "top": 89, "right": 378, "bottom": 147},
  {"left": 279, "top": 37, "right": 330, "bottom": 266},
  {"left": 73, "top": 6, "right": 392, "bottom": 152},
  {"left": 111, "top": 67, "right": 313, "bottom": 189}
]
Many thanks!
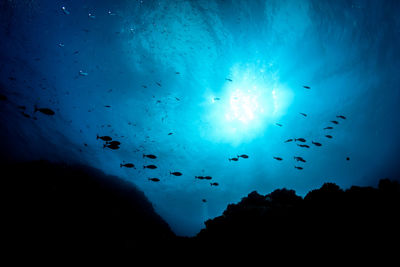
[
  {"left": 210, "top": 182, "right": 219, "bottom": 186},
  {"left": 297, "top": 144, "right": 310, "bottom": 148},
  {"left": 237, "top": 154, "right": 249, "bottom": 159},
  {"left": 168, "top": 132, "right": 173, "bottom": 135},
  {"left": 202, "top": 199, "right": 207, "bottom": 203},
  {"left": 108, "top": 11, "right": 116, "bottom": 16},
  {"left": 0, "top": 94, "right": 7, "bottom": 101},
  {"left": 273, "top": 157, "right": 283, "bottom": 161},
  {"left": 303, "top": 85, "right": 311, "bottom": 89},
  {"left": 148, "top": 178, "right": 160, "bottom": 182},
  {"left": 195, "top": 176, "right": 205, "bottom": 180},
  {"left": 34, "top": 106, "right": 55, "bottom": 115},
  {"left": 120, "top": 163, "right": 135, "bottom": 168},
  {"left": 58, "top": 43, "right": 65, "bottom": 48},
  {"left": 88, "top": 13, "right": 96, "bottom": 19},
  {"left": 229, "top": 157, "right": 239, "bottom": 162},
  {"left": 106, "top": 141, "right": 120, "bottom": 146},
  {"left": 61, "top": 6, "right": 70, "bottom": 15},
  {"left": 294, "top": 166, "right": 303, "bottom": 170},
  {"left": 104, "top": 105, "right": 111, "bottom": 108},
  {"left": 284, "top": 139, "right": 293, "bottom": 143},
  {"left": 299, "top": 113, "right": 307, "bottom": 117},
  {"left": 346, "top": 157, "right": 350, "bottom": 161},
  {"left": 324, "top": 126, "right": 333, "bottom": 130},
  {"left": 336, "top": 115, "right": 346, "bottom": 120},
  {"left": 225, "top": 78, "right": 233, "bottom": 82},
  {"left": 96, "top": 135, "right": 112, "bottom": 141},
  {"left": 104, "top": 143, "right": 120, "bottom": 150},
  {"left": 156, "top": 82, "right": 162, "bottom": 87},
  {"left": 213, "top": 97, "right": 220, "bottom": 101},
  {"left": 294, "top": 156, "right": 306, "bottom": 163},
  {"left": 143, "top": 154, "right": 157, "bottom": 159},
  {"left": 175, "top": 97, "right": 180, "bottom": 101},
  {"left": 325, "top": 135, "right": 333, "bottom": 139},
  {"left": 276, "top": 123, "right": 283, "bottom": 127},
  {"left": 79, "top": 70, "right": 88, "bottom": 76},
  {"left": 20, "top": 112, "right": 31, "bottom": 118},
  {"left": 144, "top": 165, "right": 157, "bottom": 169},
  {"left": 204, "top": 176, "right": 212, "bottom": 180},
  {"left": 170, "top": 171, "right": 182, "bottom": 176},
  {"left": 295, "top": 138, "right": 306, "bottom": 142},
  {"left": 331, "top": 120, "right": 339, "bottom": 124},
  {"left": 312, "top": 141, "right": 322, "bottom": 146},
  {"left": 175, "top": 72, "right": 180, "bottom": 74}
]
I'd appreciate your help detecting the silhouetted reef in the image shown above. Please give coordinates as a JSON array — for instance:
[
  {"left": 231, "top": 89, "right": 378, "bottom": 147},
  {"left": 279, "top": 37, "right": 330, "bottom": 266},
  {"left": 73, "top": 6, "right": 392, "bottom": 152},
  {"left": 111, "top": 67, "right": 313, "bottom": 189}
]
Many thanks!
[{"left": 3, "top": 160, "right": 400, "bottom": 256}]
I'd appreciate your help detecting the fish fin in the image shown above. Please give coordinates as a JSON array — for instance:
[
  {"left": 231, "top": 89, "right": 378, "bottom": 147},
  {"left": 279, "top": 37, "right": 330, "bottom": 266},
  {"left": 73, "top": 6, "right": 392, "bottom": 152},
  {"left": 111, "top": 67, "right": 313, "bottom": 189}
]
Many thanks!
[{"left": 120, "top": 164, "right": 122, "bottom": 167}]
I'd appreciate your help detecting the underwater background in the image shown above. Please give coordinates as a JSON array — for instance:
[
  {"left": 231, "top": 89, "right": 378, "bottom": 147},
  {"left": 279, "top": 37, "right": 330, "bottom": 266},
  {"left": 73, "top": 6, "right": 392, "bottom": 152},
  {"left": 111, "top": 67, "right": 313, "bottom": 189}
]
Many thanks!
[{"left": 1, "top": 0, "right": 400, "bottom": 237}]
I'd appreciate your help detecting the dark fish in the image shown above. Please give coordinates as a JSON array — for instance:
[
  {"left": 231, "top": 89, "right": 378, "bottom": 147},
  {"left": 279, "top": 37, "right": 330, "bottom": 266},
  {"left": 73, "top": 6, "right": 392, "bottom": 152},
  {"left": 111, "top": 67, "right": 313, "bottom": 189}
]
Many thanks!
[
  {"left": 225, "top": 78, "right": 232, "bottom": 82},
  {"left": 325, "top": 135, "right": 333, "bottom": 139},
  {"left": 210, "top": 182, "right": 219, "bottom": 186},
  {"left": 299, "top": 112, "right": 307, "bottom": 117},
  {"left": 0, "top": 94, "right": 7, "bottom": 101},
  {"left": 295, "top": 138, "right": 306, "bottom": 142},
  {"left": 303, "top": 85, "right": 311, "bottom": 89},
  {"left": 346, "top": 157, "right": 350, "bottom": 161},
  {"left": 312, "top": 141, "right": 322, "bottom": 146},
  {"left": 195, "top": 176, "right": 205, "bottom": 180},
  {"left": 229, "top": 157, "right": 239, "bottom": 162},
  {"left": 21, "top": 112, "right": 31, "bottom": 118},
  {"left": 168, "top": 132, "right": 173, "bottom": 135},
  {"left": 156, "top": 82, "right": 162, "bottom": 87},
  {"left": 143, "top": 154, "right": 157, "bottom": 159},
  {"left": 142, "top": 85, "right": 147, "bottom": 88},
  {"left": 34, "top": 106, "right": 55, "bottom": 115},
  {"left": 8, "top": 76, "right": 16, "bottom": 81},
  {"left": 297, "top": 144, "right": 310, "bottom": 148},
  {"left": 175, "top": 72, "right": 180, "bottom": 74},
  {"left": 213, "top": 97, "right": 220, "bottom": 101},
  {"left": 175, "top": 97, "right": 180, "bottom": 101},
  {"left": 144, "top": 165, "right": 157, "bottom": 169},
  {"left": 104, "top": 105, "right": 111, "bottom": 108},
  {"left": 276, "top": 123, "right": 283, "bottom": 127},
  {"left": 120, "top": 163, "right": 135, "bottom": 168},
  {"left": 331, "top": 120, "right": 339, "bottom": 124},
  {"left": 202, "top": 199, "right": 207, "bottom": 203},
  {"left": 324, "top": 126, "right": 333, "bottom": 130},
  {"left": 148, "top": 178, "right": 160, "bottom": 182},
  {"left": 336, "top": 115, "right": 346, "bottom": 120},
  {"left": 204, "top": 176, "right": 212, "bottom": 180},
  {"left": 237, "top": 154, "right": 249, "bottom": 159},
  {"left": 106, "top": 140, "right": 121, "bottom": 146},
  {"left": 294, "top": 166, "right": 303, "bottom": 170},
  {"left": 170, "top": 171, "right": 182, "bottom": 176},
  {"left": 284, "top": 139, "right": 293, "bottom": 143},
  {"left": 104, "top": 143, "right": 120, "bottom": 150},
  {"left": 273, "top": 157, "right": 283, "bottom": 161},
  {"left": 294, "top": 156, "right": 306, "bottom": 163},
  {"left": 97, "top": 135, "right": 112, "bottom": 141}
]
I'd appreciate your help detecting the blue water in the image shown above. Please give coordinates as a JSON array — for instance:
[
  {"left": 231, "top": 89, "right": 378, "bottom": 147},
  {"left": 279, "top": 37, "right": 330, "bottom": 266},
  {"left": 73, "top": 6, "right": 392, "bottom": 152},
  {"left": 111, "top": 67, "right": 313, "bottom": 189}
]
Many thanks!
[{"left": 1, "top": 0, "right": 400, "bottom": 236}]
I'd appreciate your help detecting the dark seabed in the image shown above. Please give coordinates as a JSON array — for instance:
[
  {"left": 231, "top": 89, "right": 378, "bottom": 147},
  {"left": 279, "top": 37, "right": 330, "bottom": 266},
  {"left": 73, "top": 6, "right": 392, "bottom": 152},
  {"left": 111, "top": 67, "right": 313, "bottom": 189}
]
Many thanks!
[{"left": 1, "top": 0, "right": 400, "bottom": 256}]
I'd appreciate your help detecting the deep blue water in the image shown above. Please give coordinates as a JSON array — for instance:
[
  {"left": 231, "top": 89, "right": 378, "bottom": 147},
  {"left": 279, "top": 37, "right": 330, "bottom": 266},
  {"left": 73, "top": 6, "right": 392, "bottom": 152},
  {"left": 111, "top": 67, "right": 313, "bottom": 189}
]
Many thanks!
[{"left": 1, "top": 0, "right": 400, "bottom": 236}]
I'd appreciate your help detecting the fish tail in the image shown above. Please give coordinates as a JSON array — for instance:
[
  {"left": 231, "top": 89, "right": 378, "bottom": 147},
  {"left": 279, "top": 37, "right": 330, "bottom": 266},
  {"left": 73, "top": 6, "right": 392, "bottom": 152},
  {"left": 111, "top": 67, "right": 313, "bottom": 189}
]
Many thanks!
[
  {"left": 228, "top": 158, "right": 231, "bottom": 162},
  {"left": 96, "top": 134, "right": 99, "bottom": 140},
  {"left": 143, "top": 154, "right": 145, "bottom": 158},
  {"left": 120, "top": 164, "right": 123, "bottom": 168},
  {"left": 169, "top": 171, "right": 172, "bottom": 175},
  {"left": 143, "top": 166, "right": 146, "bottom": 169}
]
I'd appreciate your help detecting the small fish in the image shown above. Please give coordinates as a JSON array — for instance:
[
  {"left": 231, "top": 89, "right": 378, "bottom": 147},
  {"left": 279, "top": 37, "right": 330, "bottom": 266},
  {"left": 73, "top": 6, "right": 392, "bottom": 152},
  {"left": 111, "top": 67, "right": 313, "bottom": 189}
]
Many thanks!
[
  {"left": 148, "top": 178, "right": 160, "bottom": 182},
  {"left": 175, "top": 72, "right": 180, "bottom": 74},
  {"left": 331, "top": 120, "right": 339, "bottom": 124},
  {"left": 104, "top": 143, "right": 120, "bottom": 150},
  {"left": 142, "top": 85, "right": 147, "bottom": 88},
  {"left": 202, "top": 199, "right": 207, "bottom": 203},
  {"left": 273, "top": 157, "right": 283, "bottom": 161},
  {"left": 294, "top": 166, "right": 303, "bottom": 170},
  {"left": 97, "top": 135, "right": 112, "bottom": 141},
  {"left": 294, "top": 156, "right": 306, "bottom": 163},
  {"left": 346, "top": 157, "right": 350, "bottom": 161},
  {"left": 303, "top": 85, "right": 311, "bottom": 89},
  {"left": 237, "top": 154, "right": 249, "bottom": 159},
  {"left": 284, "top": 139, "right": 293, "bottom": 143},
  {"left": 276, "top": 123, "right": 283, "bottom": 127},
  {"left": 204, "top": 176, "right": 212, "bottom": 180},
  {"left": 170, "top": 171, "right": 182, "bottom": 176},
  {"left": 120, "top": 163, "right": 135, "bottom": 168},
  {"left": 79, "top": 70, "right": 88, "bottom": 76},
  {"left": 20, "top": 112, "right": 31, "bottom": 118},
  {"left": 336, "top": 115, "right": 346, "bottom": 120},
  {"left": 106, "top": 140, "right": 120, "bottom": 146},
  {"left": 229, "top": 157, "right": 239, "bottom": 162},
  {"left": 324, "top": 126, "right": 333, "bottom": 130},
  {"left": 297, "top": 144, "right": 310, "bottom": 148},
  {"left": 312, "top": 141, "right": 322, "bottom": 146},
  {"left": 58, "top": 43, "right": 65, "bottom": 48},
  {"left": 299, "top": 113, "right": 307, "bottom": 117},
  {"left": 61, "top": 6, "right": 70, "bottom": 15},
  {"left": 34, "top": 106, "right": 55, "bottom": 115},
  {"left": 325, "top": 135, "right": 333, "bottom": 139},
  {"left": 156, "top": 82, "right": 162, "bottom": 87},
  {"left": 88, "top": 13, "right": 96, "bottom": 19},
  {"left": 0, "top": 94, "right": 7, "bottom": 101},
  {"left": 144, "top": 165, "right": 157, "bottom": 169},
  {"left": 143, "top": 154, "right": 157, "bottom": 159},
  {"left": 168, "top": 132, "right": 173, "bottom": 135},
  {"left": 213, "top": 97, "right": 220, "bottom": 101},
  {"left": 295, "top": 138, "right": 306, "bottom": 142},
  {"left": 104, "top": 105, "right": 111, "bottom": 108},
  {"left": 225, "top": 78, "right": 233, "bottom": 82},
  {"left": 175, "top": 97, "right": 180, "bottom": 101},
  {"left": 108, "top": 11, "right": 116, "bottom": 16},
  {"left": 195, "top": 176, "right": 205, "bottom": 180},
  {"left": 210, "top": 182, "right": 219, "bottom": 186}
]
